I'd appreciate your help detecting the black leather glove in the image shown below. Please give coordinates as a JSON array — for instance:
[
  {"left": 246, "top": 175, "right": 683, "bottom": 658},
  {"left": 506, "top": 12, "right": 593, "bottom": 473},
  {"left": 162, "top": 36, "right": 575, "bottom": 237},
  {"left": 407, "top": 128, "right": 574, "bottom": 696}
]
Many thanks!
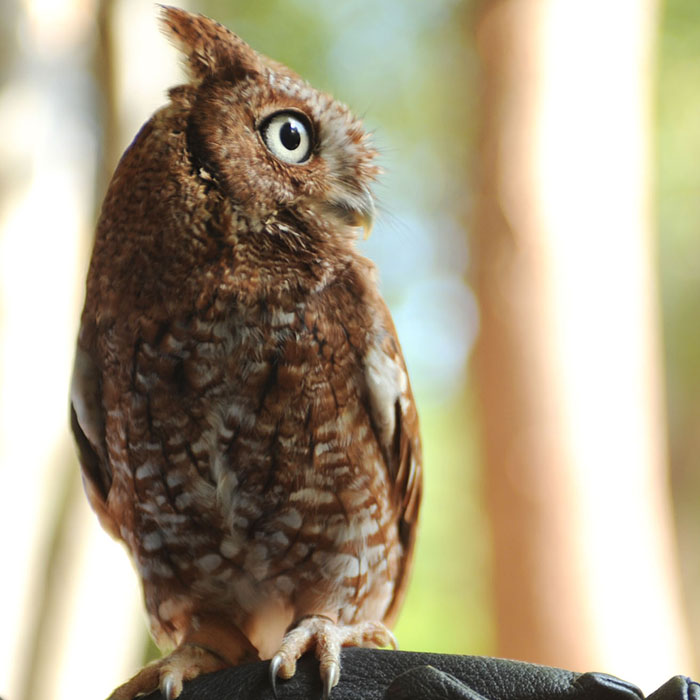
[{"left": 141, "top": 648, "right": 698, "bottom": 700}]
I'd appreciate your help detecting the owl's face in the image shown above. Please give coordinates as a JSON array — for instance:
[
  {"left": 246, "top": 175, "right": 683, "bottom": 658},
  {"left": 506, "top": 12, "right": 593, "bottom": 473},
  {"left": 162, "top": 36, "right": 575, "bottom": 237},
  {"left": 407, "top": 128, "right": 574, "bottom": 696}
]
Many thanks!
[{"left": 167, "top": 8, "right": 378, "bottom": 238}]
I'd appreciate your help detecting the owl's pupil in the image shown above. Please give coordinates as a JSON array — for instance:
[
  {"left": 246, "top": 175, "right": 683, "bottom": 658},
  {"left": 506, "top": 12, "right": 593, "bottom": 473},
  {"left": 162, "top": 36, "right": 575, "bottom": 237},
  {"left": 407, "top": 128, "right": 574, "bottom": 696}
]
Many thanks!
[{"left": 280, "top": 121, "right": 301, "bottom": 150}]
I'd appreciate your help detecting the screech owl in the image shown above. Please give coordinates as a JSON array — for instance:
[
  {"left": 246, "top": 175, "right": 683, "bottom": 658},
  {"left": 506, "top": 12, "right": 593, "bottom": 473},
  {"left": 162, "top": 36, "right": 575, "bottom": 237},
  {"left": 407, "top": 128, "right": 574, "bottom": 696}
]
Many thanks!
[{"left": 70, "top": 7, "right": 422, "bottom": 700}]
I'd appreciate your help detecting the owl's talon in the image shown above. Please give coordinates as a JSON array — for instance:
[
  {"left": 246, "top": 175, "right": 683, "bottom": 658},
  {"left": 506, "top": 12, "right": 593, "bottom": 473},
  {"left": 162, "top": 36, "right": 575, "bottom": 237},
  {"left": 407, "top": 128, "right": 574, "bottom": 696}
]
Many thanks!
[
  {"left": 320, "top": 660, "right": 340, "bottom": 700},
  {"left": 269, "top": 654, "right": 282, "bottom": 698},
  {"left": 161, "top": 673, "right": 177, "bottom": 700}
]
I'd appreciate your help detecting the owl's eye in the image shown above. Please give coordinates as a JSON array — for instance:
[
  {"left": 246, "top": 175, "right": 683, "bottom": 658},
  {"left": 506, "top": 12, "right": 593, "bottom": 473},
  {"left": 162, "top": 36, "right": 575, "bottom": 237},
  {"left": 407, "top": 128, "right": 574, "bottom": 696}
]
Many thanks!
[{"left": 260, "top": 111, "right": 313, "bottom": 165}]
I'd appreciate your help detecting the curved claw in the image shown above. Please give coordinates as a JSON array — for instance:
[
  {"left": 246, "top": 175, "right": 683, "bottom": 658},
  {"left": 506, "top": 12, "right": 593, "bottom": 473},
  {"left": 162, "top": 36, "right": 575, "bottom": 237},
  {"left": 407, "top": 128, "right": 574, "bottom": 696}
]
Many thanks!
[
  {"left": 387, "top": 630, "right": 399, "bottom": 651},
  {"left": 269, "top": 654, "right": 283, "bottom": 698},
  {"left": 321, "top": 661, "right": 340, "bottom": 700},
  {"left": 162, "top": 673, "right": 177, "bottom": 700}
]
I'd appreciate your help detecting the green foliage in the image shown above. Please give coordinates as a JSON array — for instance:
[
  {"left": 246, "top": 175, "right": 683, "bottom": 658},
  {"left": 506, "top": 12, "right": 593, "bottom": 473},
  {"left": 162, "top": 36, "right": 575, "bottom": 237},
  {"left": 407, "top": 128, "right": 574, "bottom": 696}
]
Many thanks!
[
  {"left": 657, "top": 0, "right": 700, "bottom": 662},
  {"left": 658, "top": 0, "right": 700, "bottom": 438}
]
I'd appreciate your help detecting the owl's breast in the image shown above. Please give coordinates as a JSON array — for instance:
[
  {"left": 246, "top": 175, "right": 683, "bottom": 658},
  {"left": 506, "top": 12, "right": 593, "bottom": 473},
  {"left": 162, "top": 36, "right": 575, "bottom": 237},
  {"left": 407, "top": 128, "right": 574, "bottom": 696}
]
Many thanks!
[{"left": 115, "top": 300, "right": 401, "bottom": 620}]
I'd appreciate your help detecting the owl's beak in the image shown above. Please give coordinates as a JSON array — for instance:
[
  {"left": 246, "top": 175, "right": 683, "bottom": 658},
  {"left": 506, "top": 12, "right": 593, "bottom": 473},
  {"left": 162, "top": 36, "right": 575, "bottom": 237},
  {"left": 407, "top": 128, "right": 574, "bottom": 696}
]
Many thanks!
[
  {"left": 351, "top": 208, "right": 374, "bottom": 240},
  {"left": 349, "top": 193, "right": 375, "bottom": 239},
  {"left": 327, "top": 192, "right": 375, "bottom": 238}
]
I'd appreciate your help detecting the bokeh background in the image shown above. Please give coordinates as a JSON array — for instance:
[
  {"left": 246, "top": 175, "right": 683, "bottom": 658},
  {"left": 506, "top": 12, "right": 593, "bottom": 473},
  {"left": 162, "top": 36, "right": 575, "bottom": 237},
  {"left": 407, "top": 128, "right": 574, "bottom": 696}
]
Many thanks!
[{"left": 0, "top": 1, "right": 698, "bottom": 699}]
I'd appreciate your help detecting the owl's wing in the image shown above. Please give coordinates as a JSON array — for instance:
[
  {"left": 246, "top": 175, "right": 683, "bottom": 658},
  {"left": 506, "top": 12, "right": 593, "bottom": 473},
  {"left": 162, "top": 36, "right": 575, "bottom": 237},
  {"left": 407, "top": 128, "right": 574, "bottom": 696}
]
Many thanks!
[
  {"left": 364, "top": 301, "right": 422, "bottom": 625},
  {"left": 70, "top": 344, "right": 119, "bottom": 538}
]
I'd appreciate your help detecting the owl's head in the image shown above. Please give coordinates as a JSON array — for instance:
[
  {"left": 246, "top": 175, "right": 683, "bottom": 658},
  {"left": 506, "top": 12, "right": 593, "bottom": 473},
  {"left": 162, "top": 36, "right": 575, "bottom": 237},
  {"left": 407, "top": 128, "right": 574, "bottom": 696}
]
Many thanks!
[{"left": 161, "top": 6, "right": 378, "bottom": 241}]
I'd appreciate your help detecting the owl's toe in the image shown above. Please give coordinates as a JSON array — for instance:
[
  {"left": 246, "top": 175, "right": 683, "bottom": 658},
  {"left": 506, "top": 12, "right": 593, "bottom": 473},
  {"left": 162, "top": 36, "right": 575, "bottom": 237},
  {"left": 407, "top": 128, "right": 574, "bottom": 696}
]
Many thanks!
[
  {"left": 107, "top": 643, "right": 229, "bottom": 700},
  {"left": 269, "top": 615, "right": 397, "bottom": 699},
  {"left": 107, "top": 662, "right": 160, "bottom": 700}
]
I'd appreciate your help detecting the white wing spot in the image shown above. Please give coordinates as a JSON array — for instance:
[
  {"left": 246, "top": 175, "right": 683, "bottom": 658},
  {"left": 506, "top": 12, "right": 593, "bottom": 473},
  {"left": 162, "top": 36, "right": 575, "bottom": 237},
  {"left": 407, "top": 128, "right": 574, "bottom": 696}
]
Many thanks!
[
  {"left": 135, "top": 462, "right": 158, "bottom": 481},
  {"left": 197, "top": 553, "right": 223, "bottom": 573},
  {"left": 142, "top": 531, "right": 162, "bottom": 552},
  {"left": 289, "top": 488, "right": 335, "bottom": 505},
  {"left": 276, "top": 508, "right": 302, "bottom": 530}
]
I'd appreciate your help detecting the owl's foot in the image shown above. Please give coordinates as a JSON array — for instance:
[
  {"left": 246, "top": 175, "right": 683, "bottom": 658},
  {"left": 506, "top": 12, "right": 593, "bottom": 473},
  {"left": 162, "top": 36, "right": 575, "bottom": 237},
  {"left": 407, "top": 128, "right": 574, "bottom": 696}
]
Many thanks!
[
  {"left": 269, "top": 615, "right": 397, "bottom": 700},
  {"left": 107, "top": 643, "right": 229, "bottom": 700}
]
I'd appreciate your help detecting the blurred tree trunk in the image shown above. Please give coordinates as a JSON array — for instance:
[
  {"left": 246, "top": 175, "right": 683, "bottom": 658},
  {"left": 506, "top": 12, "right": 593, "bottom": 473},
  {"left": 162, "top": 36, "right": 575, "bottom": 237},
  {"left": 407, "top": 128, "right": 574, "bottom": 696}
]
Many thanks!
[
  {"left": 471, "top": 0, "right": 693, "bottom": 690},
  {"left": 95, "top": 0, "right": 120, "bottom": 201}
]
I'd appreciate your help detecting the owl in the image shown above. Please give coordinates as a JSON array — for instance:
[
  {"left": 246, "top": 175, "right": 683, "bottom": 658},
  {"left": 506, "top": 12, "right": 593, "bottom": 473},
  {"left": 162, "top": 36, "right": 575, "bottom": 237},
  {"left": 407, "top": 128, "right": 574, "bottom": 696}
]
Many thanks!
[{"left": 70, "top": 7, "right": 422, "bottom": 700}]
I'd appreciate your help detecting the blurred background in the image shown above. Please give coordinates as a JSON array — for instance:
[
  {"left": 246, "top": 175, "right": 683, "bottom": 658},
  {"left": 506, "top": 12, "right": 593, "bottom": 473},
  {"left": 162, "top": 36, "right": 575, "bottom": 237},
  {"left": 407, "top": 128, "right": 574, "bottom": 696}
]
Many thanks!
[{"left": 0, "top": 0, "right": 698, "bottom": 698}]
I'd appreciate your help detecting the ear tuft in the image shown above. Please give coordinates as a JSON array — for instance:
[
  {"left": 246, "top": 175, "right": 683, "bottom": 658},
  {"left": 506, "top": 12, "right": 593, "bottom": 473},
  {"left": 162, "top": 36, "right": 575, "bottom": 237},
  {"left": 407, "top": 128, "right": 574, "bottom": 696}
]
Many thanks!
[{"left": 159, "top": 5, "right": 262, "bottom": 83}]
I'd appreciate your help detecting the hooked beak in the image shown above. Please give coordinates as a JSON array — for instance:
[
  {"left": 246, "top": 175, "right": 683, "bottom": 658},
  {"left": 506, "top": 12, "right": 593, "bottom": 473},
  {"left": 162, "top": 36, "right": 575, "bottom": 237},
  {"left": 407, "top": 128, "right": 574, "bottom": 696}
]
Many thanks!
[
  {"left": 349, "top": 207, "right": 374, "bottom": 240},
  {"left": 327, "top": 193, "right": 375, "bottom": 240}
]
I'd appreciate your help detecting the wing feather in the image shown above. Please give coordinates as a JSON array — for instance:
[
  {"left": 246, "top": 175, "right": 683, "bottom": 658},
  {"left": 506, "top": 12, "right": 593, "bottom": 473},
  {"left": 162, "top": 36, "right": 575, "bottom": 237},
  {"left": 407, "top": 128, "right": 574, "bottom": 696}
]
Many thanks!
[
  {"left": 70, "top": 345, "right": 119, "bottom": 538},
  {"left": 363, "top": 301, "right": 422, "bottom": 625}
]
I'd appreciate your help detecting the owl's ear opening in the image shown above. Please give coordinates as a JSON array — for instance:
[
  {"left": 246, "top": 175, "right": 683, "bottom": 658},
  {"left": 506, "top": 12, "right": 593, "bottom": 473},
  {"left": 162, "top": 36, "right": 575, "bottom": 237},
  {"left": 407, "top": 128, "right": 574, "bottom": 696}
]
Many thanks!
[{"left": 159, "top": 5, "right": 262, "bottom": 84}]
